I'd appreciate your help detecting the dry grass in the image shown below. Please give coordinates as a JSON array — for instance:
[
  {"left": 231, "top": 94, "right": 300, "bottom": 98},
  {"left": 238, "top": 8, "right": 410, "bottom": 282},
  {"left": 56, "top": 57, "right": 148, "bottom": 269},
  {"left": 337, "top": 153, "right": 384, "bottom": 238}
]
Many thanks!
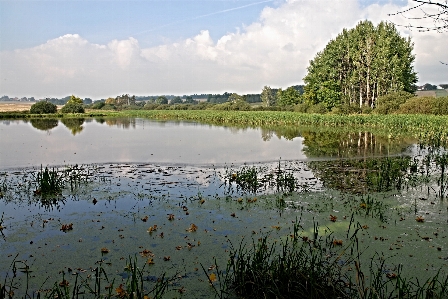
[
  {"left": 0, "top": 102, "right": 33, "bottom": 112},
  {"left": 0, "top": 102, "right": 64, "bottom": 112}
]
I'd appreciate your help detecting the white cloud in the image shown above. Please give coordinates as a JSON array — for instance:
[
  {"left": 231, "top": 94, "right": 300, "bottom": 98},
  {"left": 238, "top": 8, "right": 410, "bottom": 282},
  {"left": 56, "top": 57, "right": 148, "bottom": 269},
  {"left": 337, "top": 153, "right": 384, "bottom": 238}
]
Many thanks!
[{"left": 0, "top": 0, "right": 446, "bottom": 99}]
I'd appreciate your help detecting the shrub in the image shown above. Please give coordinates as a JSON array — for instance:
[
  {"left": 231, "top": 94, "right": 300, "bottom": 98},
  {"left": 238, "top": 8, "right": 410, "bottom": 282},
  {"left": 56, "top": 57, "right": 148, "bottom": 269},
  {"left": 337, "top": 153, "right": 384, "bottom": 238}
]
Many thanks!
[
  {"left": 30, "top": 101, "right": 57, "bottom": 114},
  {"left": 307, "top": 103, "right": 328, "bottom": 114},
  {"left": 432, "top": 96, "right": 448, "bottom": 115},
  {"left": 374, "top": 91, "right": 414, "bottom": 114},
  {"left": 294, "top": 103, "right": 310, "bottom": 113},
  {"left": 60, "top": 102, "right": 85, "bottom": 113},
  {"left": 91, "top": 102, "right": 105, "bottom": 109},
  {"left": 212, "top": 100, "right": 252, "bottom": 111},
  {"left": 101, "top": 104, "right": 116, "bottom": 110},
  {"left": 330, "top": 104, "right": 361, "bottom": 115},
  {"left": 361, "top": 106, "right": 373, "bottom": 114},
  {"left": 155, "top": 104, "right": 170, "bottom": 110},
  {"left": 122, "top": 105, "right": 143, "bottom": 110},
  {"left": 143, "top": 103, "right": 159, "bottom": 110},
  {"left": 397, "top": 96, "right": 434, "bottom": 114}
]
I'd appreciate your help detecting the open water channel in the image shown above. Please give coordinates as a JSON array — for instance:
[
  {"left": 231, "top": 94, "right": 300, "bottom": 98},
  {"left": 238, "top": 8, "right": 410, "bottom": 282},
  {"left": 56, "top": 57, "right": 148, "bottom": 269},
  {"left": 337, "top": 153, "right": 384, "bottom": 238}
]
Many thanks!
[{"left": 0, "top": 118, "right": 447, "bottom": 298}]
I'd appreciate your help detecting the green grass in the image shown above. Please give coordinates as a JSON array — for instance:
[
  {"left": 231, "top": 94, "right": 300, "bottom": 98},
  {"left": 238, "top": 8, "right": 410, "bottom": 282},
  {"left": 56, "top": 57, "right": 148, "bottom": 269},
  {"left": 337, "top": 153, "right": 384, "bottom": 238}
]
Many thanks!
[
  {"left": 2, "top": 110, "right": 448, "bottom": 143},
  {"left": 215, "top": 221, "right": 448, "bottom": 299}
]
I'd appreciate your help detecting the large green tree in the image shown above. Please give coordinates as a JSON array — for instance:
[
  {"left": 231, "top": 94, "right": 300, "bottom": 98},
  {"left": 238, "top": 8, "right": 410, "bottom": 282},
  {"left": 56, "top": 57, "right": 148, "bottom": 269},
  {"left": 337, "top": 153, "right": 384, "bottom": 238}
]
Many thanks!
[
  {"left": 276, "top": 86, "right": 302, "bottom": 106},
  {"left": 261, "top": 86, "right": 276, "bottom": 107},
  {"left": 303, "top": 20, "right": 417, "bottom": 109}
]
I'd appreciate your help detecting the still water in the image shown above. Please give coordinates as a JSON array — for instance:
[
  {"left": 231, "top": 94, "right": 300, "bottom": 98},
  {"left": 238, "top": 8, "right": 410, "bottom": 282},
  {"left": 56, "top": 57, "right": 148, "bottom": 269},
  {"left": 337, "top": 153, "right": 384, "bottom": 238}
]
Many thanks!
[{"left": 0, "top": 118, "right": 307, "bottom": 169}]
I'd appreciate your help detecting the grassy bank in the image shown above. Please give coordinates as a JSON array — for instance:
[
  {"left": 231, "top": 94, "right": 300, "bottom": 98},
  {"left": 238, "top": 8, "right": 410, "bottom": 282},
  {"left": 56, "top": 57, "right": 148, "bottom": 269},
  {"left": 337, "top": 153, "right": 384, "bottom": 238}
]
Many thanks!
[{"left": 2, "top": 109, "right": 448, "bottom": 143}]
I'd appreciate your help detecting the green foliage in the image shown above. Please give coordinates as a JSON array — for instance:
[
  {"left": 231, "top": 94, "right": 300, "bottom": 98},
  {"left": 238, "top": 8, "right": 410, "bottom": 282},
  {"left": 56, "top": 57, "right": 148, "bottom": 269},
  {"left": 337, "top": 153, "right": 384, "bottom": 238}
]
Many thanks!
[
  {"left": 155, "top": 96, "right": 168, "bottom": 105},
  {"left": 67, "top": 95, "right": 83, "bottom": 105},
  {"left": 33, "top": 166, "right": 64, "bottom": 196},
  {"left": 331, "top": 104, "right": 361, "bottom": 115},
  {"left": 397, "top": 96, "right": 435, "bottom": 114},
  {"left": 294, "top": 102, "right": 310, "bottom": 113},
  {"left": 307, "top": 103, "right": 328, "bottom": 114},
  {"left": 101, "top": 104, "right": 116, "bottom": 110},
  {"left": 60, "top": 102, "right": 85, "bottom": 113},
  {"left": 276, "top": 86, "right": 302, "bottom": 106},
  {"left": 304, "top": 21, "right": 417, "bottom": 109},
  {"left": 422, "top": 83, "right": 438, "bottom": 90},
  {"left": 261, "top": 86, "right": 276, "bottom": 107},
  {"left": 374, "top": 91, "right": 414, "bottom": 114},
  {"left": 397, "top": 96, "right": 448, "bottom": 115},
  {"left": 30, "top": 101, "right": 57, "bottom": 114},
  {"left": 170, "top": 96, "right": 183, "bottom": 104},
  {"left": 91, "top": 102, "right": 105, "bottom": 109},
  {"left": 228, "top": 93, "right": 245, "bottom": 103},
  {"left": 432, "top": 96, "right": 448, "bottom": 115},
  {"left": 212, "top": 99, "right": 251, "bottom": 111}
]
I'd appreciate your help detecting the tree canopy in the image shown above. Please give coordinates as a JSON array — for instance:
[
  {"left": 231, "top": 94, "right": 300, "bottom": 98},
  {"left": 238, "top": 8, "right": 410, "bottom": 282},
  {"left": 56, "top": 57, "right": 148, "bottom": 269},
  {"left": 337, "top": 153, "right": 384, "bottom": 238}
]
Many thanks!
[{"left": 303, "top": 20, "right": 418, "bottom": 110}]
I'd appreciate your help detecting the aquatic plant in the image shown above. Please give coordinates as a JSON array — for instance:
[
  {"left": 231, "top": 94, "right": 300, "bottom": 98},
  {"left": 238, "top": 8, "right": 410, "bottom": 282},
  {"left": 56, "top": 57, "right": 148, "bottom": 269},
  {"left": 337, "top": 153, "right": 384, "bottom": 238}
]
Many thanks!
[
  {"left": 216, "top": 221, "right": 448, "bottom": 299},
  {"left": 32, "top": 165, "right": 65, "bottom": 196}
]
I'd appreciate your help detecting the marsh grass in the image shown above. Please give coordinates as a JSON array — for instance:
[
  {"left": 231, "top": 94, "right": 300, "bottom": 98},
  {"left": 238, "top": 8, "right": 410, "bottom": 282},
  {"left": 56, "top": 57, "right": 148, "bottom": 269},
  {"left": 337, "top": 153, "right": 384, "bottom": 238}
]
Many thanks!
[
  {"left": 215, "top": 221, "right": 448, "bottom": 299},
  {"left": 32, "top": 165, "right": 64, "bottom": 196},
  {"left": 223, "top": 162, "right": 299, "bottom": 195},
  {"left": 1, "top": 256, "right": 175, "bottom": 299}
]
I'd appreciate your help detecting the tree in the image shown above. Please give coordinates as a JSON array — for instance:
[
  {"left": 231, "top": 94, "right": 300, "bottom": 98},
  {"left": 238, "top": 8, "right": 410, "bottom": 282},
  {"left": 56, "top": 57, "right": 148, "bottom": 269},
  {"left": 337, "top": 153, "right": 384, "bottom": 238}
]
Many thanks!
[
  {"left": 83, "top": 98, "right": 93, "bottom": 104},
  {"left": 61, "top": 102, "right": 85, "bottom": 113},
  {"left": 156, "top": 96, "right": 168, "bottom": 105},
  {"left": 67, "top": 95, "right": 83, "bottom": 105},
  {"left": 115, "top": 94, "right": 136, "bottom": 106},
  {"left": 303, "top": 20, "right": 417, "bottom": 109},
  {"left": 390, "top": 0, "right": 447, "bottom": 32},
  {"left": 228, "top": 93, "right": 245, "bottom": 103},
  {"left": 261, "top": 86, "right": 276, "bottom": 107},
  {"left": 30, "top": 100, "right": 57, "bottom": 114},
  {"left": 170, "top": 96, "right": 183, "bottom": 104},
  {"left": 276, "top": 86, "right": 302, "bottom": 107},
  {"left": 105, "top": 97, "right": 116, "bottom": 105}
]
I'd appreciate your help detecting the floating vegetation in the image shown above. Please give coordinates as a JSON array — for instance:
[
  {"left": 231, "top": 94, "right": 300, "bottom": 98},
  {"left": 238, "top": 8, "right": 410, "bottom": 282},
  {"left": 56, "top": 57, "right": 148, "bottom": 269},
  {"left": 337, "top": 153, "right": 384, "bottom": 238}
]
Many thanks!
[{"left": 0, "top": 155, "right": 447, "bottom": 298}]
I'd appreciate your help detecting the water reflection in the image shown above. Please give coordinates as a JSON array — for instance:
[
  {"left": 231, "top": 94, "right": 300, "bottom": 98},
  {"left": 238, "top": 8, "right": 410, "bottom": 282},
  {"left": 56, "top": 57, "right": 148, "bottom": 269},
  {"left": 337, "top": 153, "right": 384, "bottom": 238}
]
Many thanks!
[
  {"left": 60, "top": 118, "right": 85, "bottom": 135},
  {"left": 30, "top": 119, "right": 59, "bottom": 131},
  {"left": 0, "top": 118, "right": 417, "bottom": 169}
]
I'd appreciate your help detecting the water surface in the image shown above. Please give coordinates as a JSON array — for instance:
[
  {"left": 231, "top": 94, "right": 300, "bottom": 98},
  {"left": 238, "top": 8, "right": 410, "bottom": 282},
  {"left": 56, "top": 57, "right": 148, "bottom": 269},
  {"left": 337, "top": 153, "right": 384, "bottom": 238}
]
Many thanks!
[{"left": 0, "top": 118, "right": 307, "bottom": 169}]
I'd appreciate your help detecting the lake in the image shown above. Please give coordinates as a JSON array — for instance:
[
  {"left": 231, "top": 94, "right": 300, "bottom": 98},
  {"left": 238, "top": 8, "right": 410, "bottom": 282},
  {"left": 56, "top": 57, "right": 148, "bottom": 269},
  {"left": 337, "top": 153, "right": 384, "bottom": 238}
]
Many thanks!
[
  {"left": 0, "top": 117, "right": 447, "bottom": 298},
  {"left": 0, "top": 118, "right": 309, "bottom": 169}
]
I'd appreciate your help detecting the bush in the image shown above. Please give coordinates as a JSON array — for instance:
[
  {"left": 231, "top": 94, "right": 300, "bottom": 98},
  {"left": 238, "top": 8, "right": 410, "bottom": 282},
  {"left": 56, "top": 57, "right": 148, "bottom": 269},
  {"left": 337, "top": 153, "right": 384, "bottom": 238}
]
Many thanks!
[
  {"left": 155, "top": 104, "right": 170, "bottom": 110},
  {"left": 374, "top": 91, "right": 414, "bottom": 114},
  {"left": 397, "top": 96, "right": 434, "bottom": 114},
  {"left": 294, "top": 103, "right": 310, "bottom": 113},
  {"left": 101, "top": 104, "right": 116, "bottom": 110},
  {"left": 432, "top": 96, "right": 448, "bottom": 115},
  {"left": 361, "top": 106, "right": 373, "bottom": 114},
  {"left": 60, "top": 102, "right": 85, "bottom": 113},
  {"left": 30, "top": 101, "right": 57, "bottom": 114},
  {"left": 307, "top": 103, "right": 328, "bottom": 114},
  {"left": 91, "top": 102, "right": 105, "bottom": 109},
  {"left": 143, "top": 103, "right": 159, "bottom": 110},
  {"left": 212, "top": 100, "right": 252, "bottom": 111},
  {"left": 330, "top": 104, "right": 361, "bottom": 115}
]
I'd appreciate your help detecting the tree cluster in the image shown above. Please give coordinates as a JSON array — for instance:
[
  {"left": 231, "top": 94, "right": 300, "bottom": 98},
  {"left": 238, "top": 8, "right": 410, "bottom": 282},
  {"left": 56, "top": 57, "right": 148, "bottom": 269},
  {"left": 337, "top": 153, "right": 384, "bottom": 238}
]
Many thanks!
[{"left": 303, "top": 20, "right": 417, "bottom": 110}]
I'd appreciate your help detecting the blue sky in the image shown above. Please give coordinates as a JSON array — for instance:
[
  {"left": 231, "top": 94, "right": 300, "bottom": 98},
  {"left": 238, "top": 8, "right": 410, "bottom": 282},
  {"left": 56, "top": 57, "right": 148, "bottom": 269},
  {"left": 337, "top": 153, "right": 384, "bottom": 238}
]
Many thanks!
[
  {"left": 1, "top": 1, "right": 277, "bottom": 51},
  {"left": 0, "top": 0, "right": 446, "bottom": 99}
]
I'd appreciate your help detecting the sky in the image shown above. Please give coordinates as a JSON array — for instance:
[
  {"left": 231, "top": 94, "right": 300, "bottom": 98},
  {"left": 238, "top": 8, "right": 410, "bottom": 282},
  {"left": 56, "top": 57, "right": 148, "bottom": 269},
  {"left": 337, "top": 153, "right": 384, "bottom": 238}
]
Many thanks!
[{"left": 0, "top": 0, "right": 446, "bottom": 100}]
